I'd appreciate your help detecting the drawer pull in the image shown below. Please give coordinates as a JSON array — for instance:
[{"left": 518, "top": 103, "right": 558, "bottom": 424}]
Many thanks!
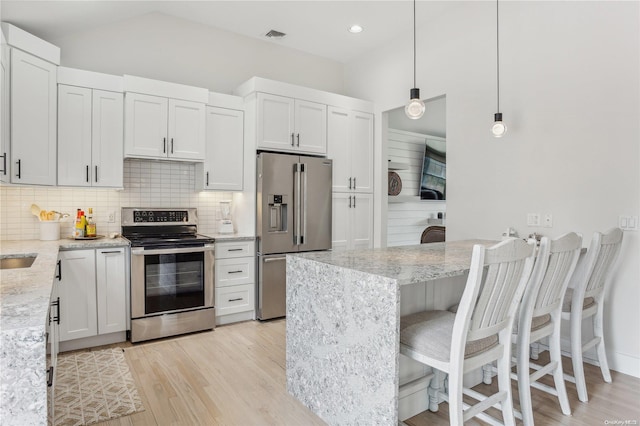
[
  {"left": 227, "top": 248, "right": 244, "bottom": 252},
  {"left": 228, "top": 297, "right": 244, "bottom": 302},
  {"left": 228, "top": 270, "right": 243, "bottom": 274}
]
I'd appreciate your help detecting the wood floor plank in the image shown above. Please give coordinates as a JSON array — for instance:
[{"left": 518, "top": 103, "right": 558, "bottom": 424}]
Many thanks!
[{"left": 88, "top": 320, "right": 639, "bottom": 425}]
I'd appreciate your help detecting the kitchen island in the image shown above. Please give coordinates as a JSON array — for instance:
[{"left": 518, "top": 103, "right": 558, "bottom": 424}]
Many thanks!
[{"left": 286, "top": 240, "right": 494, "bottom": 425}]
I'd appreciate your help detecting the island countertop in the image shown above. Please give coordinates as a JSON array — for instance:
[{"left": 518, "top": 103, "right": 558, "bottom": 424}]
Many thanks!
[
  {"left": 286, "top": 239, "right": 499, "bottom": 425},
  {"left": 293, "top": 239, "right": 496, "bottom": 286}
]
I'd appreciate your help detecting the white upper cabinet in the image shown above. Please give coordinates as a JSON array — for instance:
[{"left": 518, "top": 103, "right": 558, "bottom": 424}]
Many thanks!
[
  {"left": 167, "top": 98, "right": 206, "bottom": 160},
  {"left": 1, "top": 39, "right": 10, "bottom": 183},
  {"left": 2, "top": 23, "right": 60, "bottom": 186},
  {"left": 57, "top": 84, "right": 123, "bottom": 187},
  {"left": 327, "top": 106, "right": 374, "bottom": 193},
  {"left": 124, "top": 75, "right": 207, "bottom": 161},
  {"left": 124, "top": 93, "right": 169, "bottom": 158},
  {"left": 197, "top": 105, "right": 244, "bottom": 191},
  {"left": 257, "top": 93, "right": 327, "bottom": 155},
  {"left": 10, "top": 48, "right": 57, "bottom": 185}
]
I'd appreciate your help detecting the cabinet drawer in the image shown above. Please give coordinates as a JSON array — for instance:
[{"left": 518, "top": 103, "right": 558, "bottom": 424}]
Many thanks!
[
  {"left": 216, "top": 284, "right": 254, "bottom": 316},
  {"left": 215, "top": 240, "right": 255, "bottom": 259},
  {"left": 215, "top": 257, "right": 255, "bottom": 287}
]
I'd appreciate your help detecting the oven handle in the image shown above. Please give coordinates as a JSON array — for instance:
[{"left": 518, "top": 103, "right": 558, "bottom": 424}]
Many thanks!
[{"left": 131, "top": 245, "right": 215, "bottom": 256}]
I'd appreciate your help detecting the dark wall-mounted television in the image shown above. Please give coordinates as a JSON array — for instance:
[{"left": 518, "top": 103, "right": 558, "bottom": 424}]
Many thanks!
[{"left": 420, "top": 146, "right": 446, "bottom": 200}]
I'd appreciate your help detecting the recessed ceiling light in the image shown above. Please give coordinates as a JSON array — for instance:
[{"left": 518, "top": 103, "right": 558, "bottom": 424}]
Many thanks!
[{"left": 348, "top": 25, "right": 363, "bottom": 34}]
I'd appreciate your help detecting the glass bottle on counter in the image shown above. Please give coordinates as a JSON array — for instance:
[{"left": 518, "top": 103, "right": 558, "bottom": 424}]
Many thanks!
[
  {"left": 74, "top": 209, "right": 85, "bottom": 238},
  {"left": 86, "top": 208, "right": 96, "bottom": 237}
]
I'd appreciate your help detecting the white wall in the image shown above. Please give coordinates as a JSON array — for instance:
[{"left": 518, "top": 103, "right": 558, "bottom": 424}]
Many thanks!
[
  {"left": 345, "top": 1, "right": 640, "bottom": 377},
  {"left": 50, "top": 12, "right": 345, "bottom": 95}
]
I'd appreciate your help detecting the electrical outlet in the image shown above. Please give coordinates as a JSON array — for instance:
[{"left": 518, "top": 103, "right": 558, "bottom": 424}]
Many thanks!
[
  {"left": 619, "top": 215, "right": 639, "bottom": 231},
  {"left": 527, "top": 213, "right": 540, "bottom": 227},
  {"left": 543, "top": 214, "right": 553, "bottom": 228},
  {"left": 108, "top": 211, "right": 115, "bottom": 223}
]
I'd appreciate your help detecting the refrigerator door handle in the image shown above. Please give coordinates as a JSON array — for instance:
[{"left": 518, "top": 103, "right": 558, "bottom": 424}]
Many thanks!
[
  {"left": 300, "top": 163, "right": 307, "bottom": 245},
  {"left": 294, "top": 163, "right": 302, "bottom": 246}
]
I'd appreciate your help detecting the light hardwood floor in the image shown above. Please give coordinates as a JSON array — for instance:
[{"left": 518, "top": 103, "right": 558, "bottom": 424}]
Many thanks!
[{"left": 89, "top": 319, "right": 640, "bottom": 425}]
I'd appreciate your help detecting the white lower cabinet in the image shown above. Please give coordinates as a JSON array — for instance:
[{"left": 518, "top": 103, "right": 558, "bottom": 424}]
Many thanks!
[
  {"left": 57, "top": 247, "right": 127, "bottom": 346},
  {"left": 332, "top": 193, "right": 374, "bottom": 251},
  {"left": 215, "top": 240, "right": 255, "bottom": 325}
]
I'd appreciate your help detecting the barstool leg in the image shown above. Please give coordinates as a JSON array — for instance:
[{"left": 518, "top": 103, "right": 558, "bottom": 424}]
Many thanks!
[
  {"left": 428, "top": 370, "right": 442, "bottom": 412},
  {"left": 517, "top": 338, "right": 534, "bottom": 426},
  {"left": 550, "top": 325, "right": 571, "bottom": 415},
  {"left": 594, "top": 307, "right": 612, "bottom": 383},
  {"left": 571, "top": 311, "right": 589, "bottom": 402}
]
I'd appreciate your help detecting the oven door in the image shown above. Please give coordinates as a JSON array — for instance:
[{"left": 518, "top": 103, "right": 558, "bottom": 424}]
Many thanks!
[{"left": 131, "top": 245, "right": 214, "bottom": 318}]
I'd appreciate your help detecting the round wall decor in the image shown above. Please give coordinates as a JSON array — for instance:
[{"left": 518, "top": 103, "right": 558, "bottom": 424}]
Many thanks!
[{"left": 388, "top": 171, "right": 402, "bottom": 196}]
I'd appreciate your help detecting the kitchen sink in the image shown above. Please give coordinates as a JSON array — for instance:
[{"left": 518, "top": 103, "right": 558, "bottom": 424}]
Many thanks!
[{"left": 0, "top": 255, "right": 37, "bottom": 270}]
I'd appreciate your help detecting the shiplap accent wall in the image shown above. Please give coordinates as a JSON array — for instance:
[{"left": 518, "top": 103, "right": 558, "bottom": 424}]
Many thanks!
[{"left": 387, "top": 129, "right": 446, "bottom": 247}]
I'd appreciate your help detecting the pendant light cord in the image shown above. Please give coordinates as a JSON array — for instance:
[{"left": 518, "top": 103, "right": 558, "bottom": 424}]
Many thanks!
[
  {"left": 496, "top": 0, "right": 500, "bottom": 112},
  {"left": 413, "top": 0, "right": 417, "bottom": 88}
]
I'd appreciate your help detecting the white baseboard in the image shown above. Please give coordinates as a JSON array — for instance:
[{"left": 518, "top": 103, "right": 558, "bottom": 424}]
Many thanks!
[{"left": 59, "top": 331, "right": 127, "bottom": 353}]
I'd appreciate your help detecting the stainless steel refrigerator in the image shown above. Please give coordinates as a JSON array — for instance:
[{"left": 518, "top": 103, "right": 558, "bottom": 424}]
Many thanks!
[{"left": 256, "top": 152, "right": 332, "bottom": 320}]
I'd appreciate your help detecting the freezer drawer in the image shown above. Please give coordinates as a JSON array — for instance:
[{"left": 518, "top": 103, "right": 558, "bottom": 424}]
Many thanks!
[{"left": 258, "top": 254, "right": 287, "bottom": 320}]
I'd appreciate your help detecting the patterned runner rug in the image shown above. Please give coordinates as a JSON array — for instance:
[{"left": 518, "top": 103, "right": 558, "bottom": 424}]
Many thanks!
[{"left": 54, "top": 348, "right": 144, "bottom": 426}]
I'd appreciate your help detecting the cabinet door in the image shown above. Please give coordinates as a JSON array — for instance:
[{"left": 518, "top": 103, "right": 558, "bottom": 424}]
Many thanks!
[
  {"left": 168, "top": 98, "right": 205, "bottom": 160},
  {"left": 124, "top": 92, "right": 167, "bottom": 158},
  {"left": 327, "top": 106, "right": 351, "bottom": 192},
  {"left": 351, "top": 193, "right": 374, "bottom": 250},
  {"left": 58, "top": 250, "right": 97, "bottom": 341},
  {"left": 0, "top": 44, "right": 9, "bottom": 183},
  {"left": 331, "top": 193, "right": 351, "bottom": 251},
  {"left": 351, "top": 112, "right": 374, "bottom": 193},
  {"left": 57, "top": 85, "right": 92, "bottom": 186},
  {"left": 204, "top": 106, "right": 243, "bottom": 190},
  {"left": 294, "top": 99, "right": 327, "bottom": 155},
  {"left": 257, "top": 93, "right": 295, "bottom": 151},
  {"left": 92, "top": 90, "right": 123, "bottom": 188},
  {"left": 96, "top": 248, "right": 127, "bottom": 334},
  {"left": 10, "top": 49, "right": 57, "bottom": 185}
]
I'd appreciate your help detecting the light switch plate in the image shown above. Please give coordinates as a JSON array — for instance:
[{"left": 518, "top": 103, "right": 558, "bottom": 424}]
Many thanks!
[
  {"left": 619, "top": 215, "right": 638, "bottom": 231},
  {"left": 527, "top": 213, "right": 541, "bottom": 227}
]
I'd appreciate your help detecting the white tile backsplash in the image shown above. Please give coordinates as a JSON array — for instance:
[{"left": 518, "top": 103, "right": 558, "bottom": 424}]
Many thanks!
[{"left": 0, "top": 159, "right": 233, "bottom": 240}]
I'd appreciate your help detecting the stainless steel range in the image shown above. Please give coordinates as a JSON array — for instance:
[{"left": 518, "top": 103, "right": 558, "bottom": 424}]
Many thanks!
[{"left": 122, "top": 208, "right": 215, "bottom": 343}]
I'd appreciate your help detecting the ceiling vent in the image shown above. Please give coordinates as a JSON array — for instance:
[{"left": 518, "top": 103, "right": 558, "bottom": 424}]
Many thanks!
[{"left": 265, "top": 29, "right": 286, "bottom": 39}]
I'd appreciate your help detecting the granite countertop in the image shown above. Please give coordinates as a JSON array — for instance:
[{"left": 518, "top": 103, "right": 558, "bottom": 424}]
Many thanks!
[
  {"left": 292, "top": 239, "right": 497, "bottom": 286},
  {"left": 0, "top": 237, "right": 130, "bottom": 424}
]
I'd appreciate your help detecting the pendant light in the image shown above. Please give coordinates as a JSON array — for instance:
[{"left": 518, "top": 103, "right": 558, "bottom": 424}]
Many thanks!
[
  {"left": 491, "top": 0, "right": 507, "bottom": 137},
  {"left": 405, "top": 0, "right": 425, "bottom": 120}
]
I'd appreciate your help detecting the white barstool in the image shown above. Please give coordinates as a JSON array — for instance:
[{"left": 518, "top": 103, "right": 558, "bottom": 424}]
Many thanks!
[
  {"left": 399, "top": 238, "right": 535, "bottom": 425},
  {"left": 561, "top": 228, "right": 623, "bottom": 402}
]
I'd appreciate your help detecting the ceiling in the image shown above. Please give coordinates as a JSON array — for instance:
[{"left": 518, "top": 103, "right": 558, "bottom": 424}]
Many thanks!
[{"left": 0, "top": 1, "right": 460, "bottom": 63}]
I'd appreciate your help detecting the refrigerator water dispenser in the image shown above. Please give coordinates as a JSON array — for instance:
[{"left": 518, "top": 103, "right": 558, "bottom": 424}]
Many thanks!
[{"left": 268, "top": 194, "right": 288, "bottom": 232}]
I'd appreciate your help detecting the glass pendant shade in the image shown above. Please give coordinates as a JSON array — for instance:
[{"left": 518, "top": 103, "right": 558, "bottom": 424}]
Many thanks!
[
  {"left": 491, "top": 112, "right": 507, "bottom": 137},
  {"left": 405, "top": 88, "right": 425, "bottom": 120}
]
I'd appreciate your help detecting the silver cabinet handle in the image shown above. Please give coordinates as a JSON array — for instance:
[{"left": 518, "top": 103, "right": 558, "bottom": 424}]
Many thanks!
[
  {"left": 264, "top": 257, "right": 286, "bottom": 263},
  {"left": 291, "top": 133, "right": 295, "bottom": 146}
]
